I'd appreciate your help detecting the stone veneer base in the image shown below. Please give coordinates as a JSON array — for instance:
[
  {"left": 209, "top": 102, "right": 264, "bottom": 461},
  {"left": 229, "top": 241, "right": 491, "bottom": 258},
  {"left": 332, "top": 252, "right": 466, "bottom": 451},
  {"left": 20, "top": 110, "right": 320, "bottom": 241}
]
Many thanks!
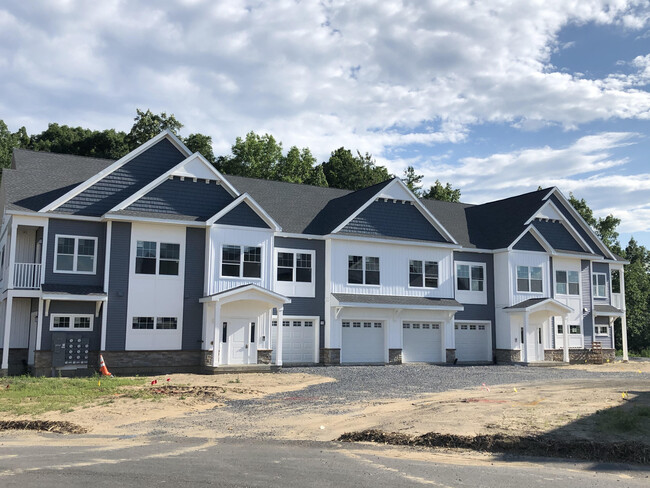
[
  {"left": 388, "top": 349, "right": 402, "bottom": 364},
  {"left": 257, "top": 349, "right": 272, "bottom": 365},
  {"left": 446, "top": 349, "right": 456, "bottom": 364},
  {"left": 320, "top": 348, "right": 341, "bottom": 365},
  {"left": 544, "top": 348, "right": 616, "bottom": 364}
]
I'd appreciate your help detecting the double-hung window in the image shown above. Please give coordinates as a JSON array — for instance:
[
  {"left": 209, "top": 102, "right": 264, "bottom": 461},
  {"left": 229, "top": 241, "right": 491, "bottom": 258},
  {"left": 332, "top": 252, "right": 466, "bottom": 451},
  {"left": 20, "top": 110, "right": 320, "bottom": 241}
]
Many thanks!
[
  {"left": 592, "top": 273, "right": 607, "bottom": 298},
  {"left": 276, "top": 251, "right": 313, "bottom": 283},
  {"left": 516, "top": 266, "right": 543, "bottom": 293},
  {"left": 409, "top": 260, "right": 439, "bottom": 288},
  {"left": 136, "top": 241, "right": 180, "bottom": 276},
  {"left": 456, "top": 263, "right": 484, "bottom": 291},
  {"left": 555, "top": 270, "right": 579, "bottom": 295},
  {"left": 221, "top": 245, "right": 262, "bottom": 278},
  {"left": 54, "top": 235, "right": 97, "bottom": 274},
  {"left": 348, "top": 255, "right": 380, "bottom": 285},
  {"left": 50, "top": 314, "right": 94, "bottom": 331}
]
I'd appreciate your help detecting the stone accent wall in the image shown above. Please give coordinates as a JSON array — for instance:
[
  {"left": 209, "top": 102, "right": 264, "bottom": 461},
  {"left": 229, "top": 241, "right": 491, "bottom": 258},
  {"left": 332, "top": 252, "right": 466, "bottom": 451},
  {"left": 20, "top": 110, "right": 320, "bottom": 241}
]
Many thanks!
[
  {"left": 544, "top": 348, "right": 616, "bottom": 364},
  {"left": 31, "top": 351, "right": 53, "bottom": 377},
  {"left": 0, "top": 348, "right": 28, "bottom": 376},
  {"left": 201, "top": 350, "right": 213, "bottom": 367},
  {"left": 388, "top": 349, "right": 402, "bottom": 364},
  {"left": 257, "top": 349, "right": 272, "bottom": 365},
  {"left": 495, "top": 349, "right": 521, "bottom": 364},
  {"left": 100, "top": 350, "right": 202, "bottom": 375},
  {"left": 446, "top": 349, "right": 456, "bottom": 364},
  {"left": 320, "top": 348, "right": 340, "bottom": 365}
]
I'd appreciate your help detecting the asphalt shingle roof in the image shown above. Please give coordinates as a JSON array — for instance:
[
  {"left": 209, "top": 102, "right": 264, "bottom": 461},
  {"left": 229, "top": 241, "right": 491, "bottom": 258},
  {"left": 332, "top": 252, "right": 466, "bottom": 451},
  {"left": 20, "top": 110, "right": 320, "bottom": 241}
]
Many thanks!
[{"left": 332, "top": 293, "right": 463, "bottom": 309}]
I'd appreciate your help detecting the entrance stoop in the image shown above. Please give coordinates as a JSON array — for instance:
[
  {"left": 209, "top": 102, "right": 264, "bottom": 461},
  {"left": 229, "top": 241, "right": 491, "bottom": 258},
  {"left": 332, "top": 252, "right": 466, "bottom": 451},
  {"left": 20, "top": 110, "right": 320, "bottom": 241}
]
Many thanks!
[{"left": 524, "top": 361, "right": 571, "bottom": 367}]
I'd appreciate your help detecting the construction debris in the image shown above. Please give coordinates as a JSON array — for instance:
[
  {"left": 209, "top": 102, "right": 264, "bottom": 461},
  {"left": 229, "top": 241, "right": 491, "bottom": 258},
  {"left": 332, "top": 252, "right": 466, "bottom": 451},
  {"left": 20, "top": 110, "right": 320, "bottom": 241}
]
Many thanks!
[{"left": 0, "top": 420, "right": 87, "bottom": 434}]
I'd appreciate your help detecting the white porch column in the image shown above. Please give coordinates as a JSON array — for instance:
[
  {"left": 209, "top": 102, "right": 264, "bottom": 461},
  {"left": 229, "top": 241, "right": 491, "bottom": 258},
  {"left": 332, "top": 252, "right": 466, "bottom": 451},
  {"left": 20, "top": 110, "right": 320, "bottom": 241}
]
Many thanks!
[
  {"left": 562, "top": 314, "right": 569, "bottom": 363},
  {"left": 522, "top": 311, "right": 529, "bottom": 363},
  {"left": 621, "top": 314, "right": 629, "bottom": 362},
  {"left": 275, "top": 306, "right": 284, "bottom": 366},
  {"left": 7, "top": 220, "right": 17, "bottom": 289},
  {"left": 266, "top": 310, "right": 273, "bottom": 349},
  {"left": 1, "top": 295, "right": 13, "bottom": 371},
  {"left": 212, "top": 302, "right": 221, "bottom": 367}
]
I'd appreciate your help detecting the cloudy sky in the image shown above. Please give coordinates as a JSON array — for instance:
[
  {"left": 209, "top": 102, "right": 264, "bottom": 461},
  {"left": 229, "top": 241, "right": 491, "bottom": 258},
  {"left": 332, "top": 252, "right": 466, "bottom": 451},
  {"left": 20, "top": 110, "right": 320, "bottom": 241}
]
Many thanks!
[{"left": 1, "top": 0, "right": 650, "bottom": 248}]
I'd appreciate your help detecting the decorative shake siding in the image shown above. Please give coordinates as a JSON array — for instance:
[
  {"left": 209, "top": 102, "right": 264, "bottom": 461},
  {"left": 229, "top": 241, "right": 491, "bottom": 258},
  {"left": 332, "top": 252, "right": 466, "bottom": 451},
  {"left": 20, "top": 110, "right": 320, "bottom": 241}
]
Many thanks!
[
  {"left": 182, "top": 227, "right": 206, "bottom": 350},
  {"left": 549, "top": 194, "right": 607, "bottom": 258},
  {"left": 105, "top": 222, "right": 131, "bottom": 351},
  {"left": 531, "top": 219, "right": 584, "bottom": 252}
]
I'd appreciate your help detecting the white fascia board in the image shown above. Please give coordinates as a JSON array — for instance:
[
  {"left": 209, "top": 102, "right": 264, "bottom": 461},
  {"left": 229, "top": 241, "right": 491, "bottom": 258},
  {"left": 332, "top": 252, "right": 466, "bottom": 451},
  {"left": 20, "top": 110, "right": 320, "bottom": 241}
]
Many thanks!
[
  {"left": 554, "top": 252, "right": 603, "bottom": 261},
  {"left": 325, "top": 233, "right": 461, "bottom": 249},
  {"left": 549, "top": 188, "right": 616, "bottom": 260},
  {"left": 453, "top": 247, "right": 494, "bottom": 254},
  {"left": 199, "top": 284, "right": 290, "bottom": 304},
  {"left": 503, "top": 298, "right": 572, "bottom": 314},
  {"left": 104, "top": 214, "right": 208, "bottom": 228},
  {"left": 39, "top": 130, "right": 192, "bottom": 213},
  {"left": 8, "top": 209, "right": 101, "bottom": 222},
  {"left": 334, "top": 301, "right": 464, "bottom": 311},
  {"left": 42, "top": 294, "right": 108, "bottom": 302},
  {"left": 604, "top": 258, "right": 629, "bottom": 265},
  {"left": 206, "top": 193, "right": 281, "bottom": 231},
  {"left": 275, "top": 232, "right": 325, "bottom": 240},
  {"left": 508, "top": 225, "right": 554, "bottom": 254}
]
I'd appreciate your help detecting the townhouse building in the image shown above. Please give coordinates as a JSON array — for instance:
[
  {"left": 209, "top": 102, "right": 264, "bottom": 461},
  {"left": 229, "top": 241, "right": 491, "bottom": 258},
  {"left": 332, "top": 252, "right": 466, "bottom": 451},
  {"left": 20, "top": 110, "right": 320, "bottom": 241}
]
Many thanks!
[{"left": 0, "top": 131, "right": 629, "bottom": 376}]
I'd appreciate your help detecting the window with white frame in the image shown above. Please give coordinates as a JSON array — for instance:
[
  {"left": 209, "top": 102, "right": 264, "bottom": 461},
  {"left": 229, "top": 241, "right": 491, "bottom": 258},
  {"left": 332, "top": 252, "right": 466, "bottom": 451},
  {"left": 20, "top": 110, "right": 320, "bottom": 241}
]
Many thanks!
[
  {"left": 516, "top": 266, "right": 543, "bottom": 293},
  {"left": 50, "top": 314, "right": 94, "bottom": 331},
  {"left": 348, "top": 255, "right": 380, "bottom": 285},
  {"left": 595, "top": 325, "right": 609, "bottom": 335},
  {"left": 132, "top": 316, "right": 178, "bottom": 330},
  {"left": 54, "top": 235, "right": 97, "bottom": 274},
  {"left": 593, "top": 273, "right": 607, "bottom": 298},
  {"left": 556, "top": 270, "right": 579, "bottom": 295},
  {"left": 569, "top": 324, "right": 581, "bottom": 334},
  {"left": 456, "top": 263, "right": 484, "bottom": 291},
  {"left": 135, "top": 241, "right": 180, "bottom": 276},
  {"left": 409, "top": 260, "right": 438, "bottom": 288},
  {"left": 221, "top": 245, "right": 261, "bottom": 278},
  {"left": 276, "top": 250, "right": 313, "bottom": 283}
]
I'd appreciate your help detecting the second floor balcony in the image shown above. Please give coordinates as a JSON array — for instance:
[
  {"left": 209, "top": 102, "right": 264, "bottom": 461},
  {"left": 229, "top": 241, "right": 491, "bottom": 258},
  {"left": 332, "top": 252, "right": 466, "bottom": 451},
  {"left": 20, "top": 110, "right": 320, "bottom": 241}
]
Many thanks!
[{"left": 13, "top": 262, "right": 42, "bottom": 289}]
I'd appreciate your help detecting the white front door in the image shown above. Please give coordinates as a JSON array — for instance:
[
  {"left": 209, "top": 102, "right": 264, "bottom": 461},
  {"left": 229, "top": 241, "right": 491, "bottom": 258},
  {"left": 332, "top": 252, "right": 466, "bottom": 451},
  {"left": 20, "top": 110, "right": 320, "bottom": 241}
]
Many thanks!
[{"left": 228, "top": 320, "right": 249, "bottom": 365}]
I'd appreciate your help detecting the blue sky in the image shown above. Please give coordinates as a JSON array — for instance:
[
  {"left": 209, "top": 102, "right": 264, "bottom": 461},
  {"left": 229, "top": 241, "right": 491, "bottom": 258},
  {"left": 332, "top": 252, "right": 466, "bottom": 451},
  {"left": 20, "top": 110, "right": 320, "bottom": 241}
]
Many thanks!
[{"left": 1, "top": 1, "right": 649, "bottom": 249}]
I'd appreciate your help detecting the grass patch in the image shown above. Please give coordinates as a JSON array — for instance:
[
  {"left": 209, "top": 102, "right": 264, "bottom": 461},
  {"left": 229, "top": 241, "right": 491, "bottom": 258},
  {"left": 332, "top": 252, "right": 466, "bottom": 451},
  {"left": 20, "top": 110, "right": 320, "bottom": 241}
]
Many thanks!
[
  {"left": 0, "top": 375, "right": 147, "bottom": 416},
  {"left": 595, "top": 406, "right": 650, "bottom": 434}
]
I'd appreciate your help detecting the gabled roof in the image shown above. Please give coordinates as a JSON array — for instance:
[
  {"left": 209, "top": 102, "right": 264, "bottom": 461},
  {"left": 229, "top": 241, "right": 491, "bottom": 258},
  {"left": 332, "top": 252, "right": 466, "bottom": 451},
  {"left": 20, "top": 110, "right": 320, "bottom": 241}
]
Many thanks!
[{"left": 503, "top": 297, "right": 573, "bottom": 314}]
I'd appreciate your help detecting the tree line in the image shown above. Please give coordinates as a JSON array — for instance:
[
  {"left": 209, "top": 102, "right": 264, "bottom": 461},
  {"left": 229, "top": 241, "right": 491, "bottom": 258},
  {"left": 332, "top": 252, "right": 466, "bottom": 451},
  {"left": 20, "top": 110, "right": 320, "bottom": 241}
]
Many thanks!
[{"left": 0, "top": 110, "right": 647, "bottom": 354}]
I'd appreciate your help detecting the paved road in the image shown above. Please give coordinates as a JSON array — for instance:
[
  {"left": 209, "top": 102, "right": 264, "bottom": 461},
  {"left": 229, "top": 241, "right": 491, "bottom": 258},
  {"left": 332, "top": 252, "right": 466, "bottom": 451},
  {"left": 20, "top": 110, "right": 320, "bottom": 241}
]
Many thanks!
[{"left": 0, "top": 435, "right": 647, "bottom": 487}]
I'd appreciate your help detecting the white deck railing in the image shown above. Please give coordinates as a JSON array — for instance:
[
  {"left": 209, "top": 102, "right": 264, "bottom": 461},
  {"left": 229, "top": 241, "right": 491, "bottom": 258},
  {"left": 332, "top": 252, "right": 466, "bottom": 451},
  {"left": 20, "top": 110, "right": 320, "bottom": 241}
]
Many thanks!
[
  {"left": 13, "top": 263, "right": 42, "bottom": 289},
  {"left": 611, "top": 293, "right": 624, "bottom": 311}
]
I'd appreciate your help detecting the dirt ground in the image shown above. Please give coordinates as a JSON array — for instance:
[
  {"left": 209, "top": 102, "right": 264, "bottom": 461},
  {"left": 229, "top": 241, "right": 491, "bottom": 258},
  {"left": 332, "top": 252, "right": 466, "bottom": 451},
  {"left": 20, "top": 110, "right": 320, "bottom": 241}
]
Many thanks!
[{"left": 1, "top": 365, "right": 649, "bottom": 445}]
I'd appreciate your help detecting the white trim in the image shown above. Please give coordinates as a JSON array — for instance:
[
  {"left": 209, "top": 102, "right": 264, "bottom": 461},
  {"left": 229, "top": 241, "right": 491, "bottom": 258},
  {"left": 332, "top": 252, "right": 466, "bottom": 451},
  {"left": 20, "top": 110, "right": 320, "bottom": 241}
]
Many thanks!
[
  {"left": 53, "top": 234, "right": 99, "bottom": 275},
  {"left": 218, "top": 243, "right": 263, "bottom": 281},
  {"left": 504, "top": 297, "right": 573, "bottom": 314},
  {"left": 334, "top": 301, "right": 463, "bottom": 311},
  {"left": 206, "top": 193, "right": 281, "bottom": 231},
  {"left": 108, "top": 152, "right": 239, "bottom": 213},
  {"left": 199, "top": 283, "right": 290, "bottom": 304},
  {"left": 276, "top": 232, "right": 324, "bottom": 240},
  {"left": 42, "top": 294, "right": 107, "bottom": 302},
  {"left": 274, "top": 247, "right": 316, "bottom": 293},
  {"left": 327, "top": 233, "right": 460, "bottom": 249},
  {"left": 104, "top": 214, "right": 208, "bottom": 227},
  {"left": 271, "top": 314, "right": 320, "bottom": 364},
  {"left": 454, "top": 261, "right": 487, "bottom": 294},
  {"left": 592, "top": 272, "right": 608, "bottom": 298},
  {"left": 407, "top": 258, "right": 439, "bottom": 290},
  {"left": 7, "top": 210, "right": 101, "bottom": 222},
  {"left": 49, "top": 313, "right": 95, "bottom": 331},
  {"left": 40, "top": 130, "right": 192, "bottom": 213}
]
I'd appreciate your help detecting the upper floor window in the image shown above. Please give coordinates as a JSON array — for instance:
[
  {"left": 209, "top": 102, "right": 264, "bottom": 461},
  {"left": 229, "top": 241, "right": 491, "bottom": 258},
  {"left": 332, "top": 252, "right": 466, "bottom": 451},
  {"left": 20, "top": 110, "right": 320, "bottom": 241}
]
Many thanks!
[
  {"left": 456, "top": 263, "right": 484, "bottom": 291},
  {"left": 222, "top": 245, "right": 261, "bottom": 278},
  {"left": 516, "top": 266, "right": 542, "bottom": 293},
  {"left": 348, "top": 255, "right": 380, "bottom": 285},
  {"left": 136, "top": 241, "right": 180, "bottom": 276},
  {"left": 55, "top": 235, "right": 97, "bottom": 274},
  {"left": 409, "top": 260, "right": 438, "bottom": 288},
  {"left": 556, "top": 270, "right": 579, "bottom": 295},
  {"left": 277, "top": 250, "right": 313, "bottom": 283},
  {"left": 593, "top": 273, "right": 607, "bottom": 298}
]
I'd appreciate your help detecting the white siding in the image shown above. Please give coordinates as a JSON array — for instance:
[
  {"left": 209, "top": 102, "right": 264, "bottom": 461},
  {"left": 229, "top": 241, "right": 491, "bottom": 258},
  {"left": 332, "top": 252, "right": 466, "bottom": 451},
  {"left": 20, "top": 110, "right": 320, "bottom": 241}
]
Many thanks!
[
  {"left": 509, "top": 251, "right": 550, "bottom": 305},
  {"left": 330, "top": 239, "right": 454, "bottom": 297},
  {"left": 552, "top": 257, "right": 583, "bottom": 343},
  {"left": 493, "top": 251, "right": 511, "bottom": 350},
  {"left": 15, "top": 226, "right": 37, "bottom": 263}
]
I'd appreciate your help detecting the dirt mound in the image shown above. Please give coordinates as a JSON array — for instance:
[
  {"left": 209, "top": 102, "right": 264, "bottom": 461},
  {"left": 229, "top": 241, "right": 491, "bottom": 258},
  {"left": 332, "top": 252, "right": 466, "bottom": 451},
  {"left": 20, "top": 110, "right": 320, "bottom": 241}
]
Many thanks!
[
  {"left": 338, "top": 429, "right": 650, "bottom": 465},
  {"left": 0, "top": 420, "right": 87, "bottom": 434},
  {"left": 148, "top": 385, "right": 227, "bottom": 398}
]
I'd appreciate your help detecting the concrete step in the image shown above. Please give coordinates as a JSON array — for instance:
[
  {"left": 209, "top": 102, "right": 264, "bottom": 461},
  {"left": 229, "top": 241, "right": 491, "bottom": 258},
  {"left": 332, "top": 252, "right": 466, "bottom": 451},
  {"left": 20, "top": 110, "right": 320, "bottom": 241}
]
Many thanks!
[{"left": 203, "top": 364, "right": 281, "bottom": 374}]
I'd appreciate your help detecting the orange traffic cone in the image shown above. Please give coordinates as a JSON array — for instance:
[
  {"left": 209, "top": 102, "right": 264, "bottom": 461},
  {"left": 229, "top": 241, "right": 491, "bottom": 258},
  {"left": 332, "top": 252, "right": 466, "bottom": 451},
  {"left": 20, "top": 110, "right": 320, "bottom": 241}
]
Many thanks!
[{"left": 99, "top": 355, "right": 113, "bottom": 377}]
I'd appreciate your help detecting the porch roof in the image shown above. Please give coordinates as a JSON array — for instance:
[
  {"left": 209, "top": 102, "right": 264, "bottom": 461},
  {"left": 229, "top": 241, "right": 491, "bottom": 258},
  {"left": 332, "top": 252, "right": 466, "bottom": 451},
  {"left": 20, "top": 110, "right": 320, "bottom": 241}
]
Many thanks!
[
  {"left": 331, "top": 293, "right": 463, "bottom": 311},
  {"left": 41, "top": 284, "right": 107, "bottom": 301},
  {"left": 504, "top": 297, "right": 572, "bottom": 314},
  {"left": 199, "top": 284, "right": 290, "bottom": 306},
  {"left": 594, "top": 304, "right": 624, "bottom": 317}
]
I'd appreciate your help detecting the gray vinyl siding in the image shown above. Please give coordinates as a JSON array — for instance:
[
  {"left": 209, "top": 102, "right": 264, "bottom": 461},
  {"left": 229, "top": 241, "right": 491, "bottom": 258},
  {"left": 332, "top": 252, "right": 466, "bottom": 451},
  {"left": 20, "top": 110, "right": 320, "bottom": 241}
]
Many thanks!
[
  {"left": 549, "top": 194, "right": 607, "bottom": 258},
  {"left": 105, "top": 222, "right": 131, "bottom": 351},
  {"left": 182, "top": 227, "right": 205, "bottom": 350},
  {"left": 453, "top": 252, "right": 496, "bottom": 349},
  {"left": 594, "top": 316, "right": 613, "bottom": 348},
  {"left": 531, "top": 219, "right": 584, "bottom": 252},
  {"left": 340, "top": 200, "right": 448, "bottom": 242},
  {"left": 41, "top": 301, "right": 102, "bottom": 351},
  {"left": 58, "top": 138, "right": 187, "bottom": 216},
  {"left": 592, "top": 262, "right": 610, "bottom": 303},
  {"left": 274, "top": 236, "right": 325, "bottom": 346},
  {"left": 216, "top": 202, "right": 270, "bottom": 228},
  {"left": 581, "top": 260, "right": 593, "bottom": 348},
  {"left": 126, "top": 178, "right": 234, "bottom": 221},
  {"left": 513, "top": 232, "right": 545, "bottom": 252},
  {"left": 45, "top": 219, "right": 106, "bottom": 288}
]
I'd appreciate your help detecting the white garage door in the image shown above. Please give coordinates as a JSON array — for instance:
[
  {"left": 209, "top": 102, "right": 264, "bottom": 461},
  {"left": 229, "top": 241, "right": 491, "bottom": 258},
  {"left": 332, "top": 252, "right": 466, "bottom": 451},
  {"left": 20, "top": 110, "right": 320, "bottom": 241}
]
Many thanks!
[
  {"left": 455, "top": 323, "right": 491, "bottom": 362},
  {"left": 272, "top": 319, "right": 316, "bottom": 364},
  {"left": 341, "top": 320, "right": 384, "bottom": 363},
  {"left": 402, "top": 322, "right": 442, "bottom": 362}
]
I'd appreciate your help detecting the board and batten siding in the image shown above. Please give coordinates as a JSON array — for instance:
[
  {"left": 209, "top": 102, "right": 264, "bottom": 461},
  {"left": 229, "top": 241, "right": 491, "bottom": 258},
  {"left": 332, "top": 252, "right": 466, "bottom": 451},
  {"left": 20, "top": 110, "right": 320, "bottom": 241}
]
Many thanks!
[
  {"left": 106, "top": 222, "right": 131, "bottom": 351},
  {"left": 0, "top": 297, "right": 31, "bottom": 348},
  {"left": 182, "top": 227, "right": 205, "bottom": 350},
  {"left": 45, "top": 219, "right": 107, "bottom": 288},
  {"left": 329, "top": 239, "right": 454, "bottom": 297},
  {"left": 508, "top": 251, "right": 550, "bottom": 305}
]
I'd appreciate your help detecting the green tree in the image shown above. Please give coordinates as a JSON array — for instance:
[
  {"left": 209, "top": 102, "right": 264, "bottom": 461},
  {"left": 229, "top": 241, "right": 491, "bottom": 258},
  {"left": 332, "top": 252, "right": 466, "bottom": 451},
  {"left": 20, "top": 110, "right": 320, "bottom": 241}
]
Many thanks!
[
  {"left": 219, "top": 132, "right": 283, "bottom": 179},
  {"left": 29, "top": 123, "right": 129, "bottom": 159},
  {"left": 0, "top": 120, "right": 17, "bottom": 169},
  {"left": 184, "top": 133, "right": 216, "bottom": 164},
  {"left": 305, "top": 164, "right": 328, "bottom": 187},
  {"left": 620, "top": 238, "right": 650, "bottom": 353},
  {"left": 127, "top": 109, "right": 183, "bottom": 150},
  {"left": 401, "top": 166, "right": 423, "bottom": 196},
  {"left": 569, "top": 193, "right": 621, "bottom": 250},
  {"left": 422, "top": 180, "right": 461, "bottom": 202},
  {"left": 322, "top": 147, "right": 391, "bottom": 190},
  {"left": 275, "top": 146, "right": 315, "bottom": 183}
]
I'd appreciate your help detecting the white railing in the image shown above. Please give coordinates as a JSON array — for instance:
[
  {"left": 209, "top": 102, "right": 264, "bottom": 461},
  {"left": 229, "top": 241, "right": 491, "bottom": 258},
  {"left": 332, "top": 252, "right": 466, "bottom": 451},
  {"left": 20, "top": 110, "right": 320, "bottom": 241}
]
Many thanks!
[
  {"left": 13, "top": 263, "right": 42, "bottom": 289},
  {"left": 612, "top": 293, "right": 624, "bottom": 311}
]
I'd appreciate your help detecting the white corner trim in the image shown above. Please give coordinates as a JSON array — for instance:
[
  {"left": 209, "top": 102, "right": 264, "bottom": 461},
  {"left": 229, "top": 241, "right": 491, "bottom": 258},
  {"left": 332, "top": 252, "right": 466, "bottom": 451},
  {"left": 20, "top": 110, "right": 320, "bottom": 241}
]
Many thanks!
[
  {"left": 206, "top": 193, "right": 282, "bottom": 231},
  {"left": 39, "top": 130, "right": 192, "bottom": 213}
]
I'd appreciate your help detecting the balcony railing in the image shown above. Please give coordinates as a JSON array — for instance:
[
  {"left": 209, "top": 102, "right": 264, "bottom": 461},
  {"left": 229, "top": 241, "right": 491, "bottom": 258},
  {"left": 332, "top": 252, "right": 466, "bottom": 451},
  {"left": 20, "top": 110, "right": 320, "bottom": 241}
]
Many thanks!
[
  {"left": 13, "top": 263, "right": 42, "bottom": 289},
  {"left": 612, "top": 292, "right": 624, "bottom": 311}
]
